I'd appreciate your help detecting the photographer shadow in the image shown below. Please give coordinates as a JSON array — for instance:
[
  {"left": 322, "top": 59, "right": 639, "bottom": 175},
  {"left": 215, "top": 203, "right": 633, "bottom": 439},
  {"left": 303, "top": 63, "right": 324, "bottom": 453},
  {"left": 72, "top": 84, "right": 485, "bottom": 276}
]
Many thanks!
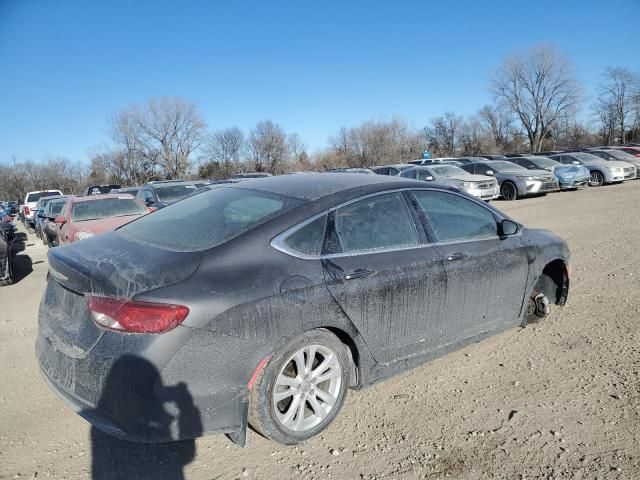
[{"left": 87, "top": 356, "right": 202, "bottom": 480}]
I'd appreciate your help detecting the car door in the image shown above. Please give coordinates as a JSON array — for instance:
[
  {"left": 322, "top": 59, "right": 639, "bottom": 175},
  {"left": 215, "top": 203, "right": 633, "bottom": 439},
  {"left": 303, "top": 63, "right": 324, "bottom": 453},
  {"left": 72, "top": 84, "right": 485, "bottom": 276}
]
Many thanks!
[
  {"left": 321, "top": 191, "right": 448, "bottom": 363},
  {"left": 411, "top": 189, "right": 529, "bottom": 342}
]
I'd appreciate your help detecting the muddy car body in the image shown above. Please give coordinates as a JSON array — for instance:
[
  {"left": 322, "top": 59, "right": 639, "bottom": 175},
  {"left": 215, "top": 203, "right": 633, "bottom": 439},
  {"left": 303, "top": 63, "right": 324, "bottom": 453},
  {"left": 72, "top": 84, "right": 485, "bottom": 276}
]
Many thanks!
[{"left": 36, "top": 174, "right": 570, "bottom": 446}]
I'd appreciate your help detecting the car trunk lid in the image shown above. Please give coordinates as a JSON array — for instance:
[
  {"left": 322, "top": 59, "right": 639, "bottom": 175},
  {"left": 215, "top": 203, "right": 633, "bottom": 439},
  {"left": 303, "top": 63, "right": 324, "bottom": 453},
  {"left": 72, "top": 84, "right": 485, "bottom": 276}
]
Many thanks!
[{"left": 42, "top": 231, "right": 201, "bottom": 356}]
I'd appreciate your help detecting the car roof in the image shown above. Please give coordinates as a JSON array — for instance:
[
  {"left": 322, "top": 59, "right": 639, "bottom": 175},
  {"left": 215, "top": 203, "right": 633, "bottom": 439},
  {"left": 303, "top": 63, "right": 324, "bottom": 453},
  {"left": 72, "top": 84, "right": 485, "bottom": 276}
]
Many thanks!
[
  {"left": 146, "top": 181, "right": 203, "bottom": 189},
  {"left": 227, "top": 172, "right": 443, "bottom": 201}
]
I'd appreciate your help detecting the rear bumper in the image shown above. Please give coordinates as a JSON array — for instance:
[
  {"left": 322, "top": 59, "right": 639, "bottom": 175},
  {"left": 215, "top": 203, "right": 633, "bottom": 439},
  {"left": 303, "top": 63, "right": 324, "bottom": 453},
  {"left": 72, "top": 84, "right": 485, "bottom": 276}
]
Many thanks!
[{"left": 35, "top": 326, "right": 249, "bottom": 445}]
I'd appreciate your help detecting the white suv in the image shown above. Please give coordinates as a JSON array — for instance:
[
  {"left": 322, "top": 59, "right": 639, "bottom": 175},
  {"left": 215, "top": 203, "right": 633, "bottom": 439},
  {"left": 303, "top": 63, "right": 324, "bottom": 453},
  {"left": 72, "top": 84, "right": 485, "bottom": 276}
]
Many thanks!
[{"left": 22, "top": 190, "right": 63, "bottom": 227}]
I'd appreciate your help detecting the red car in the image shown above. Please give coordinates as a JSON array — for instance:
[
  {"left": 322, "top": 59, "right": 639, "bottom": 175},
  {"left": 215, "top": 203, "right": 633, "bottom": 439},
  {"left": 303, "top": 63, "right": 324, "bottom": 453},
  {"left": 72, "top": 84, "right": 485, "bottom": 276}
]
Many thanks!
[
  {"left": 54, "top": 194, "right": 151, "bottom": 245},
  {"left": 610, "top": 146, "right": 640, "bottom": 158}
]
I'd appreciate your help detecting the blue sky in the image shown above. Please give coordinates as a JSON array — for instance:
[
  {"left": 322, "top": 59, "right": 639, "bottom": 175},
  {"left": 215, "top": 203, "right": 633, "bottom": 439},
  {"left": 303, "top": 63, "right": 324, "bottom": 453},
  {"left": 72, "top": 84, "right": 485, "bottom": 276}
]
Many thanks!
[{"left": 1, "top": 0, "right": 638, "bottom": 164}]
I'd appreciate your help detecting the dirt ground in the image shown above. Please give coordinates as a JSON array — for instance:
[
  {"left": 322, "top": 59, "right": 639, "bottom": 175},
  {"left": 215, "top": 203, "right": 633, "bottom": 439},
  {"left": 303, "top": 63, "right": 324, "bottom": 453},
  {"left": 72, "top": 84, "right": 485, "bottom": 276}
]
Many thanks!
[{"left": 1, "top": 183, "right": 639, "bottom": 480}]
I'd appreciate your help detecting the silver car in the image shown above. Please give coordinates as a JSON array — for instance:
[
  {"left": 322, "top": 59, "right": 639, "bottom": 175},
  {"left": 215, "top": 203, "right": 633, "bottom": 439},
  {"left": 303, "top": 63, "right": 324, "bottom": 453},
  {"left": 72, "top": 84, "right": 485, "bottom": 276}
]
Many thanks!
[
  {"left": 588, "top": 149, "right": 640, "bottom": 178},
  {"left": 399, "top": 165, "right": 499, "bottom": 201},
  {"left": 550, "top": 152, "right": 636, "bottom": 186},
  {"left": 461, "top": 161, "right": 560, "bottom": 201}
]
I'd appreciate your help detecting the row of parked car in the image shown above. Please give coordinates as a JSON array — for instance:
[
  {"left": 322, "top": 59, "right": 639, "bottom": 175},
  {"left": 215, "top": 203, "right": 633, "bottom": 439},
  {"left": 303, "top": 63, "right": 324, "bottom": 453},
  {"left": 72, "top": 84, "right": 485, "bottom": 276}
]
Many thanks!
[{"left": 362, "top": 145, "right": 640, "bottom": 201}]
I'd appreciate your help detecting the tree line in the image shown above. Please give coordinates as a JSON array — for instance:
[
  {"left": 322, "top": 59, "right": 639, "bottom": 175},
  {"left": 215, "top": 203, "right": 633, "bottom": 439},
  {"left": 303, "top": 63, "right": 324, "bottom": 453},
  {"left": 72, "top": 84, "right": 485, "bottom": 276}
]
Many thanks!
[{"left": 2, "top": 44, "right": 639, "bottom": 201}]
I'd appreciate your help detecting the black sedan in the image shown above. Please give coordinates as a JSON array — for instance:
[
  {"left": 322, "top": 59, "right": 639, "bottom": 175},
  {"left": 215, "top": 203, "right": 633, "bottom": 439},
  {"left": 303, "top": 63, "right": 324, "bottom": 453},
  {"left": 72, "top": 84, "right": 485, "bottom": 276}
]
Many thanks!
[{"left": 36, "top": 173, "right": 570, "bottom": 446}]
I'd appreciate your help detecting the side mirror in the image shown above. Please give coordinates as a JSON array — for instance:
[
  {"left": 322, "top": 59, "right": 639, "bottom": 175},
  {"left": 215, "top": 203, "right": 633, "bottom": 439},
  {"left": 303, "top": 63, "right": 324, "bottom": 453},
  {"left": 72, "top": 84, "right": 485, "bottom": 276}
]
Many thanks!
[
  {"left": 499, "top": 219, "right": 520, "bottom": 237},
  {"left": 425, "top": 176, "right": 434, "bottom": 181},
  {"left": 145, "top": 196, "right": 154, "bottom": 206},
  {"left": 485, "top": 170, "right": 495, "bottom": 176},
  {"left": 572, "top": 161, "right": 580, "bottom": 165},
  {"left": 37, "top": 212, "right": 46, "bottom": 218},
  {"left": 54, "top": 215, "right": 66, "bottom": 226}
]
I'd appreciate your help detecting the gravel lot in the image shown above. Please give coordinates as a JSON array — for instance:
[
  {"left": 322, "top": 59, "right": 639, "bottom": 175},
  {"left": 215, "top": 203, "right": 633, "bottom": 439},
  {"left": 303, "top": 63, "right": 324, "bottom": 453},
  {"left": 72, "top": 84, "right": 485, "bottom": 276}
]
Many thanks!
[{"left": 1, "top": 182, "right": 639, "bottom": 480}]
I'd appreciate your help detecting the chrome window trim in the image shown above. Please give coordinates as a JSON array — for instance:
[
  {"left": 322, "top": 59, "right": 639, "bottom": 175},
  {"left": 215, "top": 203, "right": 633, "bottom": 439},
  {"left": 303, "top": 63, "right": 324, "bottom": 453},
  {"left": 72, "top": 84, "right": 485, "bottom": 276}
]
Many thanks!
[{"left": 270, "top": 187, "right": 510, "bottom": 260}]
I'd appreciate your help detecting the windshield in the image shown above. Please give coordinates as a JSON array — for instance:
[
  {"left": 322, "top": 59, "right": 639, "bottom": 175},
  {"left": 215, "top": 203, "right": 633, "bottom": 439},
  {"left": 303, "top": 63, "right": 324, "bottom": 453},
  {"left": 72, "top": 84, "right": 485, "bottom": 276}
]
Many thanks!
[
  {"left": 430, "top": 165, "right": 467, "bottom": 176},
  {"left": 601, "top": 150, "right": 636, "bottom": 161},
  {"left": 487, "top": 161, "right": 526, "bottom": 172},
  {"left": 528, "top": 157, "right": 558, "bottom": 168},
  {"left": 119, "top": 186, "right": 303, "bottom": 251},
  {"left": 26, "top": 191, "right": 61, "bottom": 203},
  {"left": 573, "top": 152, "right": 603, "bottom": 162},
  {"left": 156, "top": 184, "right": 200, "bottom": 202},
  {"left": 72, "top": 198, "right": 147, "bottom": 222}
]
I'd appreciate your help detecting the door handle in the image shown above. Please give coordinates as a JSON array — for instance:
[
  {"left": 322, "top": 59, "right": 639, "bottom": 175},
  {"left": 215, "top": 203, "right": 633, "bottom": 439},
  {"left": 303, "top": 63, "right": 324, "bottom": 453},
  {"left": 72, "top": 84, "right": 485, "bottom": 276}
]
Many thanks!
[
  {"left": 446, "top": 252, "right": 470, "bottom": 262},
  {"left": 344, "top": 268, "right": 377, "bottom": 280}
]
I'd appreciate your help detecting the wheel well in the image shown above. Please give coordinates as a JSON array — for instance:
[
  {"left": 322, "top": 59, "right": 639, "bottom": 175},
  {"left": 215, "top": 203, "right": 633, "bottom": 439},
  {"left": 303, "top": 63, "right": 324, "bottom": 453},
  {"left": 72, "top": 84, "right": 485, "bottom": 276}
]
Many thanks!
[
  {"left": 534, "top": 259, "right": 569, "bottom": 306},
  {"left": 321, "top": 327, "right": 360, "bottom": 387}
]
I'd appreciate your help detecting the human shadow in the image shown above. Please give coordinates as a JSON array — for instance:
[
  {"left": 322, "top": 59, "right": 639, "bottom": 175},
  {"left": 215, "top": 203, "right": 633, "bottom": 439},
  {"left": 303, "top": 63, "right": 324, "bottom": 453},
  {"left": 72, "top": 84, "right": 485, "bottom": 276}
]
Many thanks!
[
  {"left": 11, "top": 231, "right": 33, "bottom": 283},
  {"left": 87, "top": 356, "right": 203, "bottom": 480}
]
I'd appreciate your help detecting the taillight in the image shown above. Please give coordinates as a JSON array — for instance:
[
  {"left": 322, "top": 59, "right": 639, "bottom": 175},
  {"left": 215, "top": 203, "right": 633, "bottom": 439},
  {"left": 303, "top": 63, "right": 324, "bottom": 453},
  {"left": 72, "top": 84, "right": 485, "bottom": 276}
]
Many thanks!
[
  {"left": 85, "top": 295, "right": 189, "bottom": 333},
  {"left": 24, "top": 206, "right": 30, "bottom": 215}
]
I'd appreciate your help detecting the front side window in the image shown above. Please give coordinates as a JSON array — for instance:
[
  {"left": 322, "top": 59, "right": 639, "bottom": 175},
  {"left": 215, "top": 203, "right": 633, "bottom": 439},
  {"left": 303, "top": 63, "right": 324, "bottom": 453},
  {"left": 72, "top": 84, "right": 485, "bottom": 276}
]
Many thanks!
[
  {"left": 412, "top": 190, "right": 497, "bottom": 242},
  {"left": 327, "top": 192, "right": 418, "bottom": 254},
  {"left": 400, "top": 169, "right": 417, "bottom": 179}
]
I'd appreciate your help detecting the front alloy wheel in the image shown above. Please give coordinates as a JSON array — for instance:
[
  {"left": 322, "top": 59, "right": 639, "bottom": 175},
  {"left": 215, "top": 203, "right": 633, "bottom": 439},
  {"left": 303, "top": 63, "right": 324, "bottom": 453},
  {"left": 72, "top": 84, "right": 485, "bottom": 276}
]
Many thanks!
[
  {"left": 589, "top": 171, "right": 605, "bottom": 187},
  {"left": 249, "top": 330, "right": 350, "bottom": 444},
  {"left": 501, "top": 181, "right": 518, "bottom": 201}
]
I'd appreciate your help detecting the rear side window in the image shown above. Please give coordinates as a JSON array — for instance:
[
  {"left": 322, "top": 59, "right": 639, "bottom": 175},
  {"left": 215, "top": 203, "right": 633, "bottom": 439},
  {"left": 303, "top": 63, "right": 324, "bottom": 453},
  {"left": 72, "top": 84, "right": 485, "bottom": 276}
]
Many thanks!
[
  {"left": 119, "top": 187, "right": 303, "bottom": 251},
  {"left": 400, "top": 169, "right": 417, "bottom": 179},
  {"left": 283, "top": 215, "right": 327, "bottom": 256},
  {"left": 326, "top": 192, "right": 418, "bottom": 254},
  {"left": 412, "top": 190, "right": 497, "bottom": 242}
]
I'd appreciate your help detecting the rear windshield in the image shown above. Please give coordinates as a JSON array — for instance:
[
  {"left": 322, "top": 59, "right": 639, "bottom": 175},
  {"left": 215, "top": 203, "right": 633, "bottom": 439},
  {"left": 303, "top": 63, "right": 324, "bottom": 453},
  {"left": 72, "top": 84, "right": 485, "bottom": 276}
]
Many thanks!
[
  {"left": 119, "top": 187, "right": 303, "bottom": 251},
  {"left": 26, "top": 191, "right": 61, "bottom": 203},
  {"left": 87, "top": 185, "right": 121, "bottom": 195},
  {"left": 72, "top": 198, "right": 148, "bottom": 222},
  {"left": 156, "top": 184, "right": 199, "bottom": 202}
]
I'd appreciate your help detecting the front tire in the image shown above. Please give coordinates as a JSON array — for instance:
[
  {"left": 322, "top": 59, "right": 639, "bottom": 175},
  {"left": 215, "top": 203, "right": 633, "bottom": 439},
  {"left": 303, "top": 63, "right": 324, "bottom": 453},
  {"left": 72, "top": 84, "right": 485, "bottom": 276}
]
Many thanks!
[
  {"left": 500, "top": 181, "right": 518, "bottom": 201},
  {"left": 249, "top": 329, "right": 350, "bottom": 445},
  {"left": 589, "top": 170, "right": 605, "bottom": 187}
]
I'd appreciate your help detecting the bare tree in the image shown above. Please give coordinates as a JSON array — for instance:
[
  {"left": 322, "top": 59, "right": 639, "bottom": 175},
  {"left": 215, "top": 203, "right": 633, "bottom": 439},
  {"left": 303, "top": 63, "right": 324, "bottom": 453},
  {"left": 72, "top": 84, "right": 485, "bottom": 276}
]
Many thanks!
[
  {"left": 477, "top": 104, "right": 515, "bottom": 151},
  {"left": 328, "top": 118, "right": 427, "bottom": 167},
  {"left": 592, "top": 97, "right": 618, "bottom": 145},
  {"left": 201, "top": 127, "right": 246, "bottom": 177},
  {"left": 110, "top": 98, "right": 206, "bottom": 180},
  {"left": 597, "top": 67, "right": 639, "bottom": 144},
  {"left": 248, "top": 120, "right": 289, "bottom": 174},
  {"left": 425, "top": 112, "right": 463, "bottom": 156},
  {"left": 491, "top": 45, "right": 581, "bottom": 152}
]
